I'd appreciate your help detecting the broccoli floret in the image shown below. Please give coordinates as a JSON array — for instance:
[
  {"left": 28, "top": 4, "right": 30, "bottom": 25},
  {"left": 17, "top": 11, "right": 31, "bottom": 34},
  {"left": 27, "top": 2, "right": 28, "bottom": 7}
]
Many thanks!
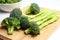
[
  {"left": 10, "top": 8, "right": 22, "bottom": 20},
  {"left": 26, "top": 3, "right": 40, "bottom": 15},
  {"left": 1, "top": 17, "right": 20, "bottom": 35},
  {"left": 20, "top": 15, "right": 41, "bottom": 30},
  {"left": 20, "top": 16, "right": 30, "bottom": 30},
  {"left": 24, "top": 22, "right": 40, "bottom": 35}
]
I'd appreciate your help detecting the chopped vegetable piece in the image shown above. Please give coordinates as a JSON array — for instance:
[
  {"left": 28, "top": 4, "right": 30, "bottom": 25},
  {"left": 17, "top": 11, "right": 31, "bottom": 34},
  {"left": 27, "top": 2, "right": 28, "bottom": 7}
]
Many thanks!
[
  {"left": 1, "top": 17, "right": 20, "bottom": 35},
  {"left": 26, "top": 3, "right": 40, "bottom": 15},
  {"left": 10, "top": 8, "right": 22, "bottom": 20}
]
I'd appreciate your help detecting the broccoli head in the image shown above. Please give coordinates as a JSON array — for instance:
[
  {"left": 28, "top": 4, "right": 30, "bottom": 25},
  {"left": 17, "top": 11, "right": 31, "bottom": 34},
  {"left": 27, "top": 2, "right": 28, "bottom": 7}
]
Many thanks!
[
  {"left": 26, "top": 3, "right": 40, "bottom": 15},
  {"left": 10, "top": 8, "right": 22, "bottom": 20},
  {"left": 20, "top": 16, "right": 30, "bottom": 30},
  {"left": 1, "top": 17, "right": 20, "bottom": 35},
  {"left": 24, "top": 21, "right": 40, "bottom": 35}
]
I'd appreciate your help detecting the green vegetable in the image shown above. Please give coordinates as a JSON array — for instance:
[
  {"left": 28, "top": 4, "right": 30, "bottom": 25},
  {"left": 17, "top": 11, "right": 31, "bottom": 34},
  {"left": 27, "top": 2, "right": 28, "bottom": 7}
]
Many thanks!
[
  {"left": 25, "top": 22, "right": 40, "bottom": 35},
  {"left": 24, "top": 12, "right": 58, "bottom": 35},
  {"left": 1, "top": 0, "right": 5, "bottom": 3},
  {"left": 10, "top": 8, "right": 22, "bottom": 20},
  {"left": 7, "top": 0, "right": 13, "bottom": 3},
  {"left": 31, "top": 10, "right": 48, "bottom": 19},
  {"left": 20, "top": 16, "right": 30, "bottom": 30},
  {"left": 9, "top": 8, "right": 58, "bottom": 35},
  {"left": 26, "top": 10, "right": 48, "bottom": 19},
  {"left": 26, "top": 3, "right": 40, "bottom": 15},
  {"left": 20, "top": 15, "right": 42, "bottom": 30},
  {"left": 1, "top": 17, "right": 20, "bottom": 35},
  {"left": 31, "top": 11, "right": 48, "bottom": 21},
  {"left": 0, "top": 0, "right": 22, "bottom": 4},
  {"left": 13, "top": 0, "right": 21, "bottom": 3},
  {"left": 39, "top": 15, "right": 58, "bottom": 29},
  {"left": 36, "top": 12, "right": 57, "bottom": 25},
  {"left": 34, "top": 12, "right": 58, "bottom": 29}
]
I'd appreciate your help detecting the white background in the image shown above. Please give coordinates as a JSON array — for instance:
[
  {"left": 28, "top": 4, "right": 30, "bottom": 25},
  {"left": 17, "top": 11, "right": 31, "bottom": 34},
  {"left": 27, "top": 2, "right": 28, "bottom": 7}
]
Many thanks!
[{"left": 0, "top": 0, "right": 60, "bottom": 40}]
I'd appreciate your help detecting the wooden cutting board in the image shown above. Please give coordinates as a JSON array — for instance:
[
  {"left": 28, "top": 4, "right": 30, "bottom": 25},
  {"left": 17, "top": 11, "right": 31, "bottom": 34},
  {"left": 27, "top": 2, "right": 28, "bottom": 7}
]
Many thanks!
[{"left": 0, "top": 7, "right": 60, "bottom": 40}]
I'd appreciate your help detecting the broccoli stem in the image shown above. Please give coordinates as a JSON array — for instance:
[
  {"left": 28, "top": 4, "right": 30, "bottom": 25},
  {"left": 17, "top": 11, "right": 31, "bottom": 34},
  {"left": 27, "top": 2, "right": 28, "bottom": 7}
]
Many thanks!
[
  {"left": 7, "top": 26, "right": 14, "bottom": 35},
  {"left": 24, "top": 28, "right": 31, "bottom": 34},
  {"left": 26, "top": 7, "right": 31, "bottom": 15},
  {"left": 16, "top": 26, "right": 21, "bottom": 30},
  {"left": 39, "top": 16, "right": 58, "bottom": 29}
]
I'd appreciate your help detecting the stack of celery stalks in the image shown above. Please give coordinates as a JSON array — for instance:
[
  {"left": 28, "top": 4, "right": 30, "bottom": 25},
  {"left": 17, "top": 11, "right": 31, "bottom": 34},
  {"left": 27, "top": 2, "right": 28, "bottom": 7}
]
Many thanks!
[{"left": 29, "top": 10, "right": 58, "bottom": 29}]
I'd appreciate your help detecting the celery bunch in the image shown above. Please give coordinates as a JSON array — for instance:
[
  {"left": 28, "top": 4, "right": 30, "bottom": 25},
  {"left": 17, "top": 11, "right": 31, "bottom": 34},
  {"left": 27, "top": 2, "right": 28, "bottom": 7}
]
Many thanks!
[{"left": 30, "top": 10, "right": 58, "bottom": 29}]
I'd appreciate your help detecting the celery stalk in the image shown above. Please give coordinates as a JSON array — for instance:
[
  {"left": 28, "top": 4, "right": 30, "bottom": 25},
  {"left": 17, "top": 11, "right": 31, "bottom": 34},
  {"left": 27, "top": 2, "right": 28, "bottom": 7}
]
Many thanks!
[
  {"left": 39, "top": 16, "right": 58, "bottom": 29},
  {"left": 32, "top": 12, "right": 54, "bottom": 22},
  {"left": 37, "top": 13, "right": 57, "bottom": 25},
  {"left": 31, "top": 10, "right": 48, "bottom": 19},
  {"left": 26, "top": 10, "right": 48, "bottom": 19}
]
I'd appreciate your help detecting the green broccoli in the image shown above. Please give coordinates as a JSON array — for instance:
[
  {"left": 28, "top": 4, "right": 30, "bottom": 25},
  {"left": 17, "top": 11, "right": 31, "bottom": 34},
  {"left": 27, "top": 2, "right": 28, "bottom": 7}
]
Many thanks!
[
  {"left": 20, "top": 15, "right": 30, "bottom": 30},
  {"left": 26, "top": 3, "right": 40, "bottom": 15},
  {"left": 1, "top": 17, "right": 20, "bottom": 35},
  {"left": 24, "top": 22, "right": 40, "bottom": 35},
  {"left": 20, "top": 15, "right": 42, "bottom": 30},
  {"left": 10, "top": 8, "right": 22, "bottom": 20},
  {"left": 20, "top": 15, "right": 40, "bottom": 35}
]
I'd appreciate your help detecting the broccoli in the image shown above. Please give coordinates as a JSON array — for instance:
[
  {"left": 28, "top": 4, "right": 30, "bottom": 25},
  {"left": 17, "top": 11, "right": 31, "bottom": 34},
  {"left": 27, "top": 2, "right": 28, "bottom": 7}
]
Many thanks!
[
  {"left": 26, "top": 3, "right": 40, "bottom": 15},
  {"left": 24, "top": 22, "right": 40, "bottom": 35},
  {"left": 20, "top": 15, "right": 40, "bottom": 35},
  {"left": 20, "top": 15, "right": 30, "bottom": 30},
  {"left": 1, "top": 17, "right": 20, "bottom": 35},
  {"left": 10, "top": 8, "right": 22, "bottom": 20}
]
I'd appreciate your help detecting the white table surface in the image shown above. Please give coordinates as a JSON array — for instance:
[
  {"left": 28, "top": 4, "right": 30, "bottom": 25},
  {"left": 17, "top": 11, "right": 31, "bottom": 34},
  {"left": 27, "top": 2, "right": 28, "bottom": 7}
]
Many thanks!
[{"left": 0, "top": 0, "right": 60, "bottom": 40}]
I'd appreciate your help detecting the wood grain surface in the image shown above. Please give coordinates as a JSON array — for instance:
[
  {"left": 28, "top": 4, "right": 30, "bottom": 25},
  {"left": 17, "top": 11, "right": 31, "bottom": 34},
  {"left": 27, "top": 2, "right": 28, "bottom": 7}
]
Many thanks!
[{"left": 0, "top": 7, "right": 60, "bottom": 40}]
